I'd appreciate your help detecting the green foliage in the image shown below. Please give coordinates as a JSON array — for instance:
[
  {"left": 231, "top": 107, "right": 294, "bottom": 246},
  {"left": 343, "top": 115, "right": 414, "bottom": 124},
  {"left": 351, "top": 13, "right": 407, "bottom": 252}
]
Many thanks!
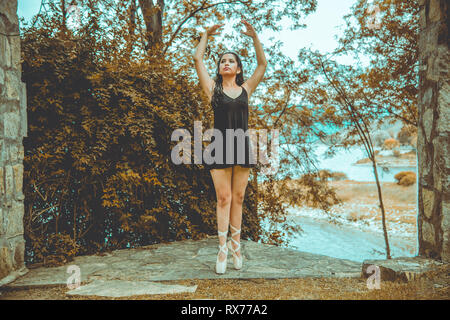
[
  {"left": 339, "top": 0, "right": 419, "bottom": 127},
  {"left": 28, "top": 232, "right": 80, "bottom": 267},
  {"left": 318, "top": 169, "right": 348, "bottom": 182},
  {"left": 397, "top": 124, "right": 417, "bottom": 146},
  {"left": 330, "top": 171, "right": 348, "bottom": 181}
]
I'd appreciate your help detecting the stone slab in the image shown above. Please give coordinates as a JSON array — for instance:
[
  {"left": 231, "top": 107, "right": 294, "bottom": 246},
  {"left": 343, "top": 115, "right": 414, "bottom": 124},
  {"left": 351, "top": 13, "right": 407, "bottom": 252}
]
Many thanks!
[
  {"left": 0, "top": 266, "right": 28, "bottom": 287},
  {"left": 361, "top": 256, "right": 445, "bottom": 282},
  {"left": 5, "top": 262, "right": 108, "bottom": 287},
  {"left": 5, "top": 237, "right": 363, "bottom": 297},
  {"left": 66, "top": 280, "right": 198, "bottom": 297}
]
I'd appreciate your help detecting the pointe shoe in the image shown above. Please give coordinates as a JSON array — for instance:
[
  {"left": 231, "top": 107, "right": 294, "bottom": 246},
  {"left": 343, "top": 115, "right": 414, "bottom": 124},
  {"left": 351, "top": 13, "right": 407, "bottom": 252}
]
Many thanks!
[
  {"left": 215, "top": 229, "right": 228, "bottom": 274},
  {"left": 227, "top": 224, "right": 243, "bottom": 270}
]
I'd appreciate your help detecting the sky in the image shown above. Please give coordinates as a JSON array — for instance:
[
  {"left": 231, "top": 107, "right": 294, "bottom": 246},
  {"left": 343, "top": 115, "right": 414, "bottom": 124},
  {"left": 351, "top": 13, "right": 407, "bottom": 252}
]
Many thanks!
[{"left": 17, "top": 0, "right": 358, "bottom": 64}]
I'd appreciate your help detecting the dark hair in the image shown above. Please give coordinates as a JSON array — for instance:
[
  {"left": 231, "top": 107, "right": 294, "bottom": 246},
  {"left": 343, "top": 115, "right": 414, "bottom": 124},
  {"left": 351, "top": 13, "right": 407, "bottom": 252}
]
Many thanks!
[{"left": 211, "top": 51, "right": 245, "bottom": 108}]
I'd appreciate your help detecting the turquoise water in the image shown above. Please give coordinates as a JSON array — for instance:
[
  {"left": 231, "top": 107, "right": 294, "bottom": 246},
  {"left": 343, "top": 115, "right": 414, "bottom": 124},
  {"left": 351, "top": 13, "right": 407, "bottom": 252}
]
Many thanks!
[
  {"left": 256, "top": 140, "right": 416, "bottom": 183},
  {"left": 261, "top": 215, "right": 417, "bottom": 262},
  {"left": 255, "top": 117, "right": 416, "bottom": 184},
  {"left": 286, "top": 216, "right": 416, "bottom": 262}
]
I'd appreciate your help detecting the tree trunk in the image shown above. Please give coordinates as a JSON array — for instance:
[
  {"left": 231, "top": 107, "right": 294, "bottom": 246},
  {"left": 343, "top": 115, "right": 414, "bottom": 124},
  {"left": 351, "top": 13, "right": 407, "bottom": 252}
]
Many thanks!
[
  {"left": 372, "top": 159, "right": 391, "bottom": 259},
  {"left": 253, "top": 170, "right": 258, "bottom": 209},
  {"left": 138, "top": 0, "right": 164, "bottom": 52}
]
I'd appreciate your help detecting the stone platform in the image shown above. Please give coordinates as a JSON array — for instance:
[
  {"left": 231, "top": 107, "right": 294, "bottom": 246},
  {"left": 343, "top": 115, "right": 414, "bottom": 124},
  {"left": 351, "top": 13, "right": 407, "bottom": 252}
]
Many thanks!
[
  {"left": 2, "top": 236, "right": 362, "bottom": 297},
  {"left": 1, "top": 237, "right": 445, "bottom": 298}
]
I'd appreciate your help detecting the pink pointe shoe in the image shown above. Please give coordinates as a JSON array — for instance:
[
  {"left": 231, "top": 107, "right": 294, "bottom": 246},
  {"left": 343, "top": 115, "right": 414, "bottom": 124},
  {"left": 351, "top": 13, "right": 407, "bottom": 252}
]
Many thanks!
[
  {"left": 215, "top": 229, "right": 229, "bottom": 274},
  {"left": 227, "top": 224, "right": 243, "bottom": 270}
]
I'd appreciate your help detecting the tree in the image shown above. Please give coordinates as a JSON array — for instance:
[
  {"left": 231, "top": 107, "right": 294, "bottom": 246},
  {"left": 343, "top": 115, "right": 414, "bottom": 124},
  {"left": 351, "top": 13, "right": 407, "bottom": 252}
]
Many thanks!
[
  {"left": 138, "top": 0, "right": 164, "bottom": 51},
  {"left": 295, "top": 0, "right": 421, "bottom": 260},
  {"left": 337, "top": 0, "right": 419, "bottom": 127},
  {"left": 299, "top": 49, "right": 394, "bottom": 258}
]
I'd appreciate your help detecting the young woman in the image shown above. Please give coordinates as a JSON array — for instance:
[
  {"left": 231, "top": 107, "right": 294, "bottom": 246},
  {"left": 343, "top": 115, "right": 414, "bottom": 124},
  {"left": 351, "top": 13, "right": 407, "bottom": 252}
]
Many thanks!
[{"left": 193, "top": 19, "right": 267, "bottom": 274}]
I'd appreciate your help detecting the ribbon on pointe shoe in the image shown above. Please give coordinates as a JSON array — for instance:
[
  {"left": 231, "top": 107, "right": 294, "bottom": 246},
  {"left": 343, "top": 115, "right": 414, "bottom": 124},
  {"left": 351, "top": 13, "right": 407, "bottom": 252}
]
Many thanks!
[
  {"left": 216, "top": 229, "right": 228, "bottom": 274},
  {"left": 227, "top": 224, "right": 242, "bottom": 269}
]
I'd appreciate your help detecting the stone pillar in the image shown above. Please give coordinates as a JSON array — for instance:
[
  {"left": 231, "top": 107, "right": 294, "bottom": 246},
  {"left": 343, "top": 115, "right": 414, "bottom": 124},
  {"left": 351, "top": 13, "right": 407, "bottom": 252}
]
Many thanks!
[
  {"left": 0, "top": 0, "right": 28, "bottom": 285},
  {"left": 417, "top": 0, "right": 449, "bottom": 262}
]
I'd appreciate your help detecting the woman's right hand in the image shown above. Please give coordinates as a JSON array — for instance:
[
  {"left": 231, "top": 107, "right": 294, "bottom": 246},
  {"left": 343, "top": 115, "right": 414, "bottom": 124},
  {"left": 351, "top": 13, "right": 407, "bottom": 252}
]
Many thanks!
[{"left": 205, "top": 23, "right": 225, "bottom": 36}]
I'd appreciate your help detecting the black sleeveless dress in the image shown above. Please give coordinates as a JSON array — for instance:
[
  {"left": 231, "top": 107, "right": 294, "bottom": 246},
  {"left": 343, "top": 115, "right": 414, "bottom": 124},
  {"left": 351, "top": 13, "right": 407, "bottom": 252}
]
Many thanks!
[{"left": 205, "top": 86, "right": 257, "bottom": 170}]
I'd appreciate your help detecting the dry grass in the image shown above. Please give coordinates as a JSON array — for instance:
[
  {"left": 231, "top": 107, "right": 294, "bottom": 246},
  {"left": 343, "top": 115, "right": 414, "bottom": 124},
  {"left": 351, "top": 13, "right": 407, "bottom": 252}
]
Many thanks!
[
  {"left": 261, "top": 177, "right": 416, "bottom": 206},
  {"left": 329, "top": 180, "right": 417, "bottom": 225},
  {"left": 265, "top": 178, "right": 417, "bottom": 226},
  {"left": 1, "top": 263, "right": 448, "bottom": 300},
  {"left": 331, "top": 180, "right": 416, "bottom": 205}
]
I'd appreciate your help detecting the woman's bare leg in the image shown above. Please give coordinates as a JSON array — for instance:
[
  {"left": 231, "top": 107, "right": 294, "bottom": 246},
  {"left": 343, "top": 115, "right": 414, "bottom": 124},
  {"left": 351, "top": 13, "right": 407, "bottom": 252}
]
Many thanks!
[
  {"left": 229, "top": 165, "right": 251, "bottom": 257},
  {"left": 210, "top": 167, "right": 233, "bottom": 262}
]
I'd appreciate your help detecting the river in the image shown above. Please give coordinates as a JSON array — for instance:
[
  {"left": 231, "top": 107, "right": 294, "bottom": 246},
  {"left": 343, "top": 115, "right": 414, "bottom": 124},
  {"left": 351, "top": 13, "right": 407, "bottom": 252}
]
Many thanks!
[
  {"left": 260, "top": 214, "right": 417, "bottom": 262},
  {"left": 287, "top": 215, "right": 416, "bottom": 262},
  {"left": 258, "top": 140, "right": 418, "bottom": 262}
]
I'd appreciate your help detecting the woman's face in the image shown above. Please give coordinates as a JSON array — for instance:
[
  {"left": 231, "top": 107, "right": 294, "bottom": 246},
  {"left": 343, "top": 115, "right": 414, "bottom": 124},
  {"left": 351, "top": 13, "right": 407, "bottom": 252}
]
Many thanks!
[{"left": 219, "top": 53, "right": 240, "bottom": 76}]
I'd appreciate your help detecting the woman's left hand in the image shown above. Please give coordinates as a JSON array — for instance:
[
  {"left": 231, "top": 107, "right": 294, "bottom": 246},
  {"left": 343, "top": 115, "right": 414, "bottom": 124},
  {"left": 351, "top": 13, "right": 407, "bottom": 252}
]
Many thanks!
[{"left": 240, "top": 19, "right": 257, "bottom": 39}]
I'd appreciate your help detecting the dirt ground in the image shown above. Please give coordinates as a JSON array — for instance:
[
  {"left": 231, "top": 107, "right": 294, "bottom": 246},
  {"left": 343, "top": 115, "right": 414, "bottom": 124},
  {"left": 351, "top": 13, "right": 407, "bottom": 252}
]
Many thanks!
[{"left": 0, "top": 263, "right": 448, "bottom": 300}]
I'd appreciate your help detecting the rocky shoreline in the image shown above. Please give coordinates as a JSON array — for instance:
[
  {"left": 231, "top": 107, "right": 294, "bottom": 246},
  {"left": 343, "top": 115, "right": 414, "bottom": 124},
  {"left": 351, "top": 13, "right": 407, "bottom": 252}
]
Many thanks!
[{"left": 354, "top": 150, "right": 416, "bottom": 168}]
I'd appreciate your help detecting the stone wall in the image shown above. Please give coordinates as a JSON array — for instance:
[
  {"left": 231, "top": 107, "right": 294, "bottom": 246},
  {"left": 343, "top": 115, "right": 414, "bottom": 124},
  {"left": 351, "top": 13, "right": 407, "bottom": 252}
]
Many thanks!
[
  {"left": 417, "top": 0, "right": 449, "bottom": 262},
  {"left": 0, "top": 0, "right": 28, "bottom": 285}
]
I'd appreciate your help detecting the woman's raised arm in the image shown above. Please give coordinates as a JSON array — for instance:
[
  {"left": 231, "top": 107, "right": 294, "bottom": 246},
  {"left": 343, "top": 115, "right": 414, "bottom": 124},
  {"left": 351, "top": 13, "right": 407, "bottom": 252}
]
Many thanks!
[
  {"left": 240, "top": 19, "right": 267, "bottom": 98},
  {"left": 193, "top": 24, "right": 224, "bottom": 100}
]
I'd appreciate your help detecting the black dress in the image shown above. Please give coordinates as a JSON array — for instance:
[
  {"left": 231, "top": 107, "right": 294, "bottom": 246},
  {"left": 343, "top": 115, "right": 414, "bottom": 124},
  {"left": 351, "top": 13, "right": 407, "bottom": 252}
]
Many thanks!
[{"left": 204, "top": 86, "right": 257, "bottom": 170}]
